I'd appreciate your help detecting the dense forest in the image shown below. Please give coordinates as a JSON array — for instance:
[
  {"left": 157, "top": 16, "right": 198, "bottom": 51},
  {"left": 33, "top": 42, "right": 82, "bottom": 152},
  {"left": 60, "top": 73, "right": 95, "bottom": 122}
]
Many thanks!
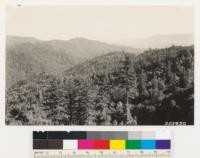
[
  {"left": 6, "top": 45, "right": 194, "bottom": 125},
  {"left": 6, "top": 36, "right": 140, "bottom": 89}
]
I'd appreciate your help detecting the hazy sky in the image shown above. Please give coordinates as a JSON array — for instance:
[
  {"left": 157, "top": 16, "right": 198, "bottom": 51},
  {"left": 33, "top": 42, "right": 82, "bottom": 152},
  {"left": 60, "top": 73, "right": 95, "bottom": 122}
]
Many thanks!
[{"left": 6, "top": 5, "right": 194, "bottom": 41}]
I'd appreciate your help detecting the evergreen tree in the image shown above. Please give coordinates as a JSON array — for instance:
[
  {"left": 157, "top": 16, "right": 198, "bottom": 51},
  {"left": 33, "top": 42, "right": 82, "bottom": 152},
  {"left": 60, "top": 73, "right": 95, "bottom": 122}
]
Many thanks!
[
  {"left": 110, "top": 54, "right": 137, "bottom": 125},
  {"left": 42, "top": 78, "right": 59, "bottom": 122},
  {"left": 64, "top": 78, "right": 88, "bottom": 125}
]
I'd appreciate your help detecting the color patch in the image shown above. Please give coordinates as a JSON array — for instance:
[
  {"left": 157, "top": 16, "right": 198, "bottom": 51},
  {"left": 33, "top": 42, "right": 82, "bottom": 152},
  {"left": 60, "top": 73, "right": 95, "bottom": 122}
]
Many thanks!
[
  {"left": 48, "top": 131, "right": 87, "bottom": 140},
  {"left": 141, "top": 140, "right": 156, "bottom": 149},
  {"left": 126, "top": 140, "right": 141, "bottom": 149},
  {"left": 78, "top": 140, "right": 94, "bottom": 149},
  {"left": 110, "top": 140, "right": 125, "bottom": 150},
  {"left": 33, "top": 131, "right": 47, "bottom": 139},
  {"left": 63, "top": 140, "right": 78, "bottom": 150},
  {"left": 128, "top": 132, "right": 142, "bottom": 139},
  {"left": 87, "top": 132, "right": 128, "bottom": 140},
  {"left": 156, "top": 140, "right": 171, "bottom": 149},
  {"left": 93, "top": 140, "right": 109, "bottom": 149},
  {"left": 156, "top": 131, "right": 171, "bottom": 140},
  {"left": 33, "top": 140, "right": 48, "bottom": 149},
  {"left": 48, "top": 140, "right": 63, "bottom": 149},
  {"left": 142, "top": 132, "right": 155, "bottom": 139}
]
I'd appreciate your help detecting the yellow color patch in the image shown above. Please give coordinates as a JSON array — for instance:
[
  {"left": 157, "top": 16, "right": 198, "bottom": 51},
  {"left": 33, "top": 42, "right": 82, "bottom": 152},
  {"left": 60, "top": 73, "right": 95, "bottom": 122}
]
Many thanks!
[{"left": 110, "top": 140, "right": 125, "bottom": 150}]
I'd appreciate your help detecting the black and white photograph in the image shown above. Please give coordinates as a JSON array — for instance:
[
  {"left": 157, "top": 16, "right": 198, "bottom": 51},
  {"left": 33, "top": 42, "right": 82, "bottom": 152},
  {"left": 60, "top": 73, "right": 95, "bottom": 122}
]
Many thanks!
[{"left": 5, "top": 5, "right": 194, "bottom": 125}]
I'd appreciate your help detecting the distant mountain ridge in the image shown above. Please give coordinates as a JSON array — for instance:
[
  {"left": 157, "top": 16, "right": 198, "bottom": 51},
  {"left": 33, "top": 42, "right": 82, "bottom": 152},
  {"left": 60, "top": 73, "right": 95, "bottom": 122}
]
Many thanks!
[
  {"left": 6, "top": 36, "right": 140, "bottom": 88},
  {"left": 113, "top": 34, "right": 194, "bottom": 48},
  {"left": 6, "top": 36, "right": 41, "bottom": 46},
  {"left": 45, "top": 37, "right": 141, "bottom": 59}
]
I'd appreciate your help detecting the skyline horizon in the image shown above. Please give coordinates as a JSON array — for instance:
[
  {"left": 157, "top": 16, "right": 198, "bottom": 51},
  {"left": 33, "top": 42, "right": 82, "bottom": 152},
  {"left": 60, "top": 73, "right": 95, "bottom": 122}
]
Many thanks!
[
  {"left": 6, "top": 33, "right": 194, "bottom": 49},
  {"left": 6, "top": 32, "right": 194, "bottom": 41},
  {"left": 7, "top": 5, "right": 194, "bottom": 42}
]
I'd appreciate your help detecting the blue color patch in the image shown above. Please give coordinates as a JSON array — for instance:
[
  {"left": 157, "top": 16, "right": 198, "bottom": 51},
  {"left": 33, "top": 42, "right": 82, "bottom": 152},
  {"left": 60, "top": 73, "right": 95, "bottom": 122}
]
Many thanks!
[{"left": 141, "top": 140, "right": 156, "bottom": 149}]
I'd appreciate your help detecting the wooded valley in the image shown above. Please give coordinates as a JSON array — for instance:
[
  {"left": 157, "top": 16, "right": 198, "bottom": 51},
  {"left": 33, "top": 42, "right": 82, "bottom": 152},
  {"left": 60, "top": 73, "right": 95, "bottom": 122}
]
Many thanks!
[{"left": 6, "top": 40, "right": 194, "bottom": 125}]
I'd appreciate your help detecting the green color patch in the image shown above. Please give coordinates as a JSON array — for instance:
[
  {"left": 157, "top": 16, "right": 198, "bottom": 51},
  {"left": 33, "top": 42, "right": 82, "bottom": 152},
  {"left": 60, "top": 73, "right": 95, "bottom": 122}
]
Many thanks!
[{"left": 126, "top": 140, "right": 141, "bottom": 149}]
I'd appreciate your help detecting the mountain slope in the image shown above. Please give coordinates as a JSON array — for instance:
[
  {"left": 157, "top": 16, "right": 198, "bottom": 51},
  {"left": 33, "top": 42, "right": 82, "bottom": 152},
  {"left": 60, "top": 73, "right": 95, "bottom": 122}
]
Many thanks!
[
  {"left": 6, "top": 36, "right": 41, "bottom": 46},
  {"left": 64, "top": 51, "right": 136, "bottom": 79},
  {"left": 6, "top": 36, "right": 140, "bottom": 88},
  {"left": 46, "top": 37, "right": 141, "bottom": 59},
  {"left": 6, "top": 45, "right": 194, "bottom": 125},
  {"left": 6, "top": 42, "right": 79, "bottom": 89}
]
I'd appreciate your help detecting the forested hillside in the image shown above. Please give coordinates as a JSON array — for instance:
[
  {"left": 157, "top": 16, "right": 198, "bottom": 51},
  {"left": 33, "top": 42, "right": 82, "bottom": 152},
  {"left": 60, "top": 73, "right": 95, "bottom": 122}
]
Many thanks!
[
  {"left": 6, "top": 36, "right": 140, "bottom": 89},
  {"left": 6, "top": 45, "right": 194, "bottom": 125}
]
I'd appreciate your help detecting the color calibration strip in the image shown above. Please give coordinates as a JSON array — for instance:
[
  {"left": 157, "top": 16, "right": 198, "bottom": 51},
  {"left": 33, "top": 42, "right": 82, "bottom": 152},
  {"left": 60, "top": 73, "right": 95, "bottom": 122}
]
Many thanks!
[{"left": 33, "top": 131, "right": 171, "bottom": 150}]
